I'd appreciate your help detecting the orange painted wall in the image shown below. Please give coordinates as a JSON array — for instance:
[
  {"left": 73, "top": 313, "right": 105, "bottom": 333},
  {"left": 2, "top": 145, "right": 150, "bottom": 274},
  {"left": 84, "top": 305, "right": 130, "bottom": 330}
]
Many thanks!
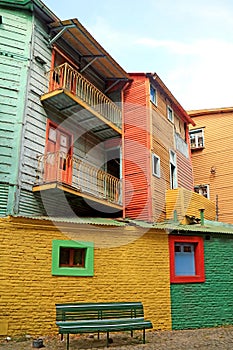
[{"left": 189, "top": 110, "right": 233, "bottom": 223}]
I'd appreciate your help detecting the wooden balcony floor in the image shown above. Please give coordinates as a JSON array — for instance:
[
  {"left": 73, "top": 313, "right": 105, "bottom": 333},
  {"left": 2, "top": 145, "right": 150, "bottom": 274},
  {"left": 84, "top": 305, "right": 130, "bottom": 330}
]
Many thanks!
[{"left": 33, "top": 181, "right": 123, "bottom": 217}]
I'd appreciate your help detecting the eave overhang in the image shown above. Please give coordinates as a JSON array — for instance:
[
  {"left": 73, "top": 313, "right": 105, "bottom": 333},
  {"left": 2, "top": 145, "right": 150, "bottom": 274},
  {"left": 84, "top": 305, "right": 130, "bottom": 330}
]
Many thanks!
[{"left": 48, "top": 18, "right": 130, "bottom": 82}]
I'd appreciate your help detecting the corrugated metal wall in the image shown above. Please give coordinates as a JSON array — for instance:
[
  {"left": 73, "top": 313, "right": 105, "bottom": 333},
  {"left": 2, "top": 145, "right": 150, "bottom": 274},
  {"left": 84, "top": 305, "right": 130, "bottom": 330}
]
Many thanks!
[
  {"left": 166, "top": 188, "right": 216, "bottom": 222},
  {"left": 123, "top": 76, "right": 152, "bottom": 221},
  {"left": 190, "top": 111, "right": 233, "bottom": 223}
]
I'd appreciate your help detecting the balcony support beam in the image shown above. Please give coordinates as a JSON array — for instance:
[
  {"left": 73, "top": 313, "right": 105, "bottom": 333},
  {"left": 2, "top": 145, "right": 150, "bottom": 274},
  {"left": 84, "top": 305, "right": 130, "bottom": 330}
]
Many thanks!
[
  {"left": 48, "top": 24, "right": 76, "bottom": 47},
  {"left": 80, "top": 56, "right": 102, "bottom": 73}
]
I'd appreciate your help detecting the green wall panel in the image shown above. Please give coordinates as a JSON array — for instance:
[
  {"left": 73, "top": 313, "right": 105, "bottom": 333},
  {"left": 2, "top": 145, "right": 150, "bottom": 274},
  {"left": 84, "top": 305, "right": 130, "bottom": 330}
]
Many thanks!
[
  {"left": 0, "top": 7, "right": 33, "bottom": 215},
  {"left": 171, "top": 234, "right": 233, "bottom": 329}
]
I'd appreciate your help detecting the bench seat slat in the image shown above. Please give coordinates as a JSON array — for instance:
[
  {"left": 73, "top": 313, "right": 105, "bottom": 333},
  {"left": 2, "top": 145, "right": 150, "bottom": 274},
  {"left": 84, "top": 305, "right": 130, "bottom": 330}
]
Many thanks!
[
  {"left": 56, "top": 317, "right": 146, "bottom": 327},
  {"left": 58, "top": 321, "right": 153, "bottom": 334}
]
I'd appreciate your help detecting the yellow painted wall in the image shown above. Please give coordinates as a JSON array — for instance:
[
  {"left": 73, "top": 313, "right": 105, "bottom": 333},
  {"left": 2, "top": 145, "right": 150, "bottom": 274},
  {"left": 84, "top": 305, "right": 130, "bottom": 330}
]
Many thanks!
[
  {"left": 189, "top": 111, "right": 233, "bottom": 224},
  {"left": 0, "top": 217, "right": 171, "bottom": 337},
  {"left": 166, "top": 188, "right": 216, "bottom": 222}
]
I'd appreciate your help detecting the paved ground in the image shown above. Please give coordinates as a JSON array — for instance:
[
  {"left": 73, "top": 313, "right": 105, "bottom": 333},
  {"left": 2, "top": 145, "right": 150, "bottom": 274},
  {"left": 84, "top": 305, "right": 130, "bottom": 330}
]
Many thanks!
[{"left": 1, "top": 326, "right": 233, "bottom": 349}]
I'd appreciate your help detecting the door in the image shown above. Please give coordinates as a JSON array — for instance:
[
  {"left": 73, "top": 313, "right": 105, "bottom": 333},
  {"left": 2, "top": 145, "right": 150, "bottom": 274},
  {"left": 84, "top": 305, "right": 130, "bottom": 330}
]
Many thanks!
[{"left": 45, "top": 122, "right": 73, "bottom": 185}]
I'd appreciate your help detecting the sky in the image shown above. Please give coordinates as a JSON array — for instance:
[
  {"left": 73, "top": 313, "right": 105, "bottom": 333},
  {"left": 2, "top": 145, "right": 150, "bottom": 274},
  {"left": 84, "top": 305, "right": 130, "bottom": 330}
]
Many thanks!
[{"left": 43, "top": 0, "right": 233, "bottom": 110}]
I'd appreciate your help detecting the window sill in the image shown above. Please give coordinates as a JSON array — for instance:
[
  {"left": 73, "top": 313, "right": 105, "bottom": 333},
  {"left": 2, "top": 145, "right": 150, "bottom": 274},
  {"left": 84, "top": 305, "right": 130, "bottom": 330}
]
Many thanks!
[
  {"left": 171, "top": 275, "right": 205, "bottom": 283},
  {"left": 191, "top": 146, "right": 205, "bottom": 151},
  {"left": 150, "top": 100, "right": 158, "bottom": 107}
]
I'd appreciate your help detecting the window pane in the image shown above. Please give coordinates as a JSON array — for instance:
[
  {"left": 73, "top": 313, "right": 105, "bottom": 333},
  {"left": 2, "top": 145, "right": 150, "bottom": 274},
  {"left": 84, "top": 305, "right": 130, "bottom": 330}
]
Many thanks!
[
  {"left": 189, "top": 129, "right": 204, "bottom": 149},
  {"left": 150, "top": 85, "right": 156, "bottom": 104},
  {"left": 49, "top": 127, "right": 57, "bottom": 142},
  {"left": 73, "top": 249, "right": 86, "bottom": 267},
  {"left": 152, "top": 154, "right": 160, "bottom": 177},
  {"left": 175, "top": 243, "right": 195, "bottom": 276},
  {"left": 59, "top": 248, "right": 70, "bottom": 265}
]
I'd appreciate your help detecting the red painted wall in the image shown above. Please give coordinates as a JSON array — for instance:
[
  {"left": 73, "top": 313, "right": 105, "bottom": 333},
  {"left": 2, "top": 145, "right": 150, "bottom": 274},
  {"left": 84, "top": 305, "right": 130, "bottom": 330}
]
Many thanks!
[{"left": 123, "top": 74, "right": 152, "bottom": 221}]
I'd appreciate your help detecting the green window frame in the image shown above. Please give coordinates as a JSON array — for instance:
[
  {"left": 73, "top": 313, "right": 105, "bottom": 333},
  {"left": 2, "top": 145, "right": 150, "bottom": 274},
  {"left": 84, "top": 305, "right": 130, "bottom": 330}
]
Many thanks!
[{"left": 52, "top": 240, "right": 94, "bottom": 276}]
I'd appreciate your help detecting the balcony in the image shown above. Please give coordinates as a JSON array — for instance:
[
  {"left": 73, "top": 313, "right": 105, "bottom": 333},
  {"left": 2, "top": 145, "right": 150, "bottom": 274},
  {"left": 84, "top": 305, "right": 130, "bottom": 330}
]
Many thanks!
[
  {"left": 33, "top": 151, "right": 122, "bottom": 213},
  {"left": 41, "top": 63, "right": 122, "bottom": 139}
]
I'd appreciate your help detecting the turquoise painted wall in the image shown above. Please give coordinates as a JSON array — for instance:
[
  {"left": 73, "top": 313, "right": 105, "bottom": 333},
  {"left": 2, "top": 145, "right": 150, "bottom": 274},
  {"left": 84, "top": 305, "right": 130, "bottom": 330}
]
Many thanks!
[
  {"left": 0, "top": 6, "right": 33, "bottom": 215},
  {"left": 171, "top": 234, "right": 233, "bottom": 329}
]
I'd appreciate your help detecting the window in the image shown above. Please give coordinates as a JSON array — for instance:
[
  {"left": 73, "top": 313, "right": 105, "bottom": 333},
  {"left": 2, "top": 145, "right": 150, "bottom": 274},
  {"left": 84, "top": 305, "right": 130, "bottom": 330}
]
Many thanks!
[
  {"left": 169, "top": 235, "right": 205, "bottom": 283},
  {"left": 167, "top": 105, "right": 174, "bottom": 122},
  {"left": 189, "top": 129, "right": 204, "bottom": 149},
  {"left": 194, "top": 184, "right": 210, "bottom": 199},
  {"left": 152, "top": 153, "right": 160, "bottom": 177},
  {"left": 52, "top": 240, "right": 94, "bottom": 276},
  {"left": 59, "top": 247, "right": 86, "bottom": 267},
  {"left": 170, "top": 150, "right": 177, "bottom": 189},
  {"left": 150, "top": 85, "right": 157, "bottom": 105}
]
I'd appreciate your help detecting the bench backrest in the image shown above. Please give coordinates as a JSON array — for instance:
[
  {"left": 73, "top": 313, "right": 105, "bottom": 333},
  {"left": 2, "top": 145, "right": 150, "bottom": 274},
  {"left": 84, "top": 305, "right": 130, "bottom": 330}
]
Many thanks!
[{"left": 56, "top": 302, "right": 144, "bottom": 322}]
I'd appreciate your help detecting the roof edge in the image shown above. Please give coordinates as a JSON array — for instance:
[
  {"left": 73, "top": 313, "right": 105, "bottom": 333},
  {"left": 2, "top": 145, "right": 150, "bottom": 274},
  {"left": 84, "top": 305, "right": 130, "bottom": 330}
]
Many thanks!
[{"left": 188, "top": 106, "right": 233, "bottom": 117}]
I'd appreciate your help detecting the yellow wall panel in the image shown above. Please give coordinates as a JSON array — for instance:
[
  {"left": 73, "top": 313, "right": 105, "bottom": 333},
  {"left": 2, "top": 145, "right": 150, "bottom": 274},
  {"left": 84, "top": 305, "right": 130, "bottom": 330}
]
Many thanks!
[
  {"left": 0, "top": 217, "right": 172, "bottom": 336},
  {"left": 190, "top": 110, "right": 233, "bottom": 223},
  {"left": 166, "top": 188, "right": 216, "bottom": 222}
]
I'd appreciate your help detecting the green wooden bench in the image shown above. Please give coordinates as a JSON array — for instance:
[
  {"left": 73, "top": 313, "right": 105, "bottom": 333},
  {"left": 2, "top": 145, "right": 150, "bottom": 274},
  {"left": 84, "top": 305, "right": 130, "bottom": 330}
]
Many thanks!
[{"left": 56, "top": 302, "right": 153, "bottom": 349}]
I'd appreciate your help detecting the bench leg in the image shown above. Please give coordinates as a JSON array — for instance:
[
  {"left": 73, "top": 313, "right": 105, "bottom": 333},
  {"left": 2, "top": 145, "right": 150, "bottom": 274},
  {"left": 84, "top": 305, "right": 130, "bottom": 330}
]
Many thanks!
[
  {"left": 142, "top": 328, "right": 145, "bottom": 344},
  {"left": 131, "top": 330, "right": 133, "bottom": 337},
  {"left": 98, "top": 332, "right": 100, "bottom": 340},
  {"left": 106, "top": 331, "right": 110, "bottom": 347},
  {"left": 66, "top": 333, "right": 69, "bottom": 350},
  {"left": 60, "top": 334, "right": 64, "bottom": 341}
]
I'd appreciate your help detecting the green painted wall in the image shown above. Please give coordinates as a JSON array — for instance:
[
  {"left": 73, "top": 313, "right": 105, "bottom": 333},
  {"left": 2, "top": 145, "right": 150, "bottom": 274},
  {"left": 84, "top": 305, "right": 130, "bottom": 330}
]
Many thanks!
[
  {"left": 171, "top": 234, "right": 233, "bottom": 329},
  {"left": 0, "top": 6, "right": 33, "bottom": 215}
]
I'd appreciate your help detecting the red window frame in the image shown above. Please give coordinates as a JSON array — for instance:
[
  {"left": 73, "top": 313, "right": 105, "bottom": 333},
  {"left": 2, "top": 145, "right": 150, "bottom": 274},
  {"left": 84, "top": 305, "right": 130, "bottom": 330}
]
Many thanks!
[{"left": 169, "top": 235, "right": 205, "bottom": 283}]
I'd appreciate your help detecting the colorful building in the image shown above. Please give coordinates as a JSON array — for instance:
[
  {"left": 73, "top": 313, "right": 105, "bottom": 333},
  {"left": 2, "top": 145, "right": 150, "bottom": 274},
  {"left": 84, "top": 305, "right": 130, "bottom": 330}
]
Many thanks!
[
  {"left": 123, "top": 73, "right": 196, "bottom": 222},
  {"left": 1, "top": 0, "right": 233, "bottom": 340},
  {"left": 188, "top": 107, "right": 233, "bottom": 224}
]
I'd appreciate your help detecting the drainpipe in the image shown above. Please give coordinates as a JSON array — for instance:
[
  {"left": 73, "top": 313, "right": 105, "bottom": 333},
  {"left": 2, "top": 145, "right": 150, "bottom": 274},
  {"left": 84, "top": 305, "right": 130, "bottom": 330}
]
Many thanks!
[
  {"left": 199, "top": 208, "right": 205, "bottom": 226},
  {"left": 173, "top": 210, "right": 178, "bottom": 223}
]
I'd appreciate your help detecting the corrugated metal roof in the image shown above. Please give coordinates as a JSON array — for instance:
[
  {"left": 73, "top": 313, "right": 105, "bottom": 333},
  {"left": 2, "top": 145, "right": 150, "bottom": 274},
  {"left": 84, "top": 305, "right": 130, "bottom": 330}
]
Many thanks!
[
  {"left": 14, "top": 216, "right": 126, "bottom": 226},
  {"left": 127, "top": 219, "right": 233, "bottom": 235},
  {"left": 49, "top": 18, "right": 130, "bottom": 81},
  {"left": 5, "top": 216, "right": 233, "bottom": 234}
]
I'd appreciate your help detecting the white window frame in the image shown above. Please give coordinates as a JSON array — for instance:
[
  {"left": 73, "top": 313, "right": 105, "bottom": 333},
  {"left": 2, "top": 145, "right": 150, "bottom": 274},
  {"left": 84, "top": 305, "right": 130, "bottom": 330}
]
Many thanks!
[
  {"left": 194, "top": 184, "right": 210, "bottom": 199},
  {"left": 170, "top": 150, "right": 178, "bottom": 189},
  {"left": 189, "top": 128, "right": 205, "bottom": 149},
  {"left": 167, "top": 105, "right": 174, "bottom": 122},
  {"left": 152, "top": 153, "right": 160, "bottom": 178},
  {"left": 150, "top": 85, "right": 157, "bottom": 105}
]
